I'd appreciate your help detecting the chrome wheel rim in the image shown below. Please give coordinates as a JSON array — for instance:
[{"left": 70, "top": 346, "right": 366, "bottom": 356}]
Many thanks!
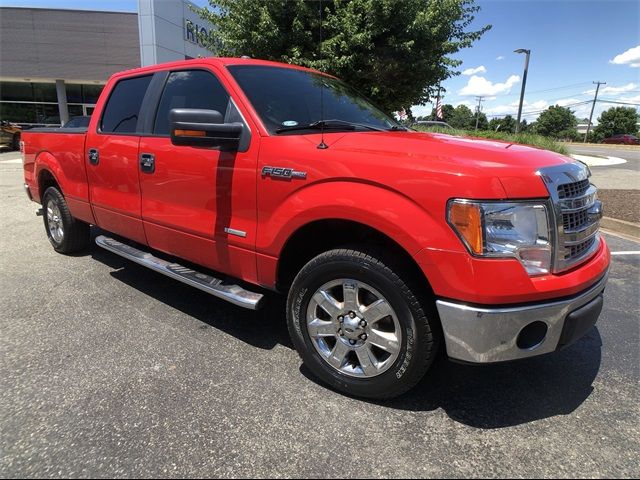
[
  {"left": 306, "top": 279, "right": 402, "bottom": 378},
  {"left": 46, "top": 199, "right": 64, "bottom": 244}
]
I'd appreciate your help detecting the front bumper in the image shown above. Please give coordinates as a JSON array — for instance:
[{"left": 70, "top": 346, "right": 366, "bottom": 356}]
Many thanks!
[{"left": 435, "top": 270, "right": 608, "bottom": 363}]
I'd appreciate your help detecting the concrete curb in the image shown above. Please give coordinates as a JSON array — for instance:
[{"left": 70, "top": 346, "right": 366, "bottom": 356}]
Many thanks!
[
  {"left": 601, "top": 217, "right": 640, "bottom": 240},
  {"left": 565, "top": 142, "right": 639, "bottom": 151}
]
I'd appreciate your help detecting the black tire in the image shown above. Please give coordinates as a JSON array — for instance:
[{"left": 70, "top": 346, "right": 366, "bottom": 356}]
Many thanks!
[
  {"left": 287, "top": 248, "right": 439, "bottom": 400},
  {"left": 11, "top": 133, "right": 20, "bottom": 151},
  {"left": 42, "top": 186, "right": 90, "bottom": 254}
]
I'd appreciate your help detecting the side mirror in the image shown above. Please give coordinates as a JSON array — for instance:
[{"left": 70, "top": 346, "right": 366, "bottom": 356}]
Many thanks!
[{"left": 169, "top": 108, "right": 242, "bottom": 149}]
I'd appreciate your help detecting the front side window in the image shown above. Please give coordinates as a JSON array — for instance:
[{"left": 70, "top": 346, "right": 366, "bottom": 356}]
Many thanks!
[
  {"left": 227, "top": 65, "right": 401, "bottom": 134},
  {"left": 153, "top": 70, "right": 230, "bottom": 135},
  {"left": 100, "top": 75, "right": 153, "bottom": 134}
]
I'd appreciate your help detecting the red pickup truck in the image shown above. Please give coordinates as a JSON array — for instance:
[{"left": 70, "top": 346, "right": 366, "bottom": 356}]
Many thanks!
[{"left": 22, "top": 58, "right": 610, "bottom": 399}]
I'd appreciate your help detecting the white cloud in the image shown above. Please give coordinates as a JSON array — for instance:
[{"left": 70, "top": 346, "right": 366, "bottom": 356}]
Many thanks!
[
  {"left": 619, "top": 94, "right": 640, "bottom": 104},
  {"left": 461, "top": 65, "right": 487, "bottom": 76},
  {"left": 583, "top": 82, "right": 638, "bottom": 96},
  {"left": 483, "top": 99, "right": 548, "bottom": 118},
  {"left": 411, "top": 104, "right": 433, "bottom": 118},
  {"left": 496, "top": 56, "right": 504, "bottom": 61},
  {"left": 610, "top": 45, "right": 640, "bottom": 68},
  {"left": 556, "top": 98, "right": 583, "bottom": 107},
  {"left": 459, "top": 74, "right": 520, "bottom": 97}
]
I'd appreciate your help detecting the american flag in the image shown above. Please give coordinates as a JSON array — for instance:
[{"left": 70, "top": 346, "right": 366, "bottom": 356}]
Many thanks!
[{"left": 435, "top": 91, "right": 443, "bottom": 120}]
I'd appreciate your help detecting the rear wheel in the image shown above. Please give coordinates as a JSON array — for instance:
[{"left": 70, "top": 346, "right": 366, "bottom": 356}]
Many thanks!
[
  {"left": 287, "top": 248, "right": 439, "bottom": 399},
  {"left": 42, "top": 186, "right": 90, "bottom": 253}
]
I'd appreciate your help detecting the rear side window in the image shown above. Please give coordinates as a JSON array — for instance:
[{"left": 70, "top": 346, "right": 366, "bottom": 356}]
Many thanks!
[
  {"left": 100, "top": 75, "right": 153, "bottom": 134},
  {"left": 153, "top": 70, "right": 230, "bottom": 135}
]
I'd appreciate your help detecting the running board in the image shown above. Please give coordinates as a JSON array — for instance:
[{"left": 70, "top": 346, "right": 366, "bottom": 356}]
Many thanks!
[{"left": 95, "top": 235, "right": 264, "bottom": 310}]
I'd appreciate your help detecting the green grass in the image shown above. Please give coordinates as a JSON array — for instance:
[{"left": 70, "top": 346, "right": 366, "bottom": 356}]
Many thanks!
[{"left": 413, "top": 126, "right": 569, "bottom": 155}]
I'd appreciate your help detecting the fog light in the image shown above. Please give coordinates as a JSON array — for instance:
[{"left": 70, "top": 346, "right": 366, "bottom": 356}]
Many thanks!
[{"left": 517, "top": 321, "right": 548, "bottom": 350}]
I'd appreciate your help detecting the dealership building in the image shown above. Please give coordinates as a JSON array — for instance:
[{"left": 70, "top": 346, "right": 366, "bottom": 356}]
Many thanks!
[{"left": 0, "top": 0, "right": 214, "bottom": 126}]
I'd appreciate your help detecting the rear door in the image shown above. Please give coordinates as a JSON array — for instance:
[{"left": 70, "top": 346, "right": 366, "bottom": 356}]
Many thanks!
[
  {"left": 85, "top": 74, "right": 153, "bottom": 244},
  {"left": 138, "top": 67, "right": 259, "bottom": 283}
]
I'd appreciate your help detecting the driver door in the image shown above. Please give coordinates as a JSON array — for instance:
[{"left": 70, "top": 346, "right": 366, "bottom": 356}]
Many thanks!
[{"left": 138, "top": 67, "right": 259, "bottom": 283}]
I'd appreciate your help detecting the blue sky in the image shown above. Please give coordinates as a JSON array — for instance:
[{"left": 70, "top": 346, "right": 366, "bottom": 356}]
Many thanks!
[
  {"left": 421, "top": 0, "right": 640, "bottom": 122},
  {"left": 2, "top": 0, "right": 639, "bottom": 122}
]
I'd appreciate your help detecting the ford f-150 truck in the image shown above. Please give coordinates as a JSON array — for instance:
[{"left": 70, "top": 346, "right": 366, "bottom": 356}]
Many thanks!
[{"left": 22, "top": 58, "right": 610, "bottom": 399}]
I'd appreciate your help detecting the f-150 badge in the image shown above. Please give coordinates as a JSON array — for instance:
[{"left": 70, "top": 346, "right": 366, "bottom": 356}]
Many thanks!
[{"left": 261, "top": 166, "right": 307, "bottom": 180}]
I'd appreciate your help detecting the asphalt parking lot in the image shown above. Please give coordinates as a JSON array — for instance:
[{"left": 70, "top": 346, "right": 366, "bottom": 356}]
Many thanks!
[{"left": 1, "top": 151, "right": 639, "bottom": 478}]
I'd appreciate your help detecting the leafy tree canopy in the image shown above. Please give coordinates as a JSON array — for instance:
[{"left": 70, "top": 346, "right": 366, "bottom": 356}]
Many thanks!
[
  {"left": 194, "top": 0, "right": 490, "bottom": 113},
  {"left": 534, "top": 105, "right": 578, "bottom": 139},
  {"left": 488, "top": 114, "right": 516, "bottom": 133},
  {"left": 593, "top": 106, "right": 639, "bottom": 140},
  {"left": 474, "top": 111, "right": 488, "bottom": 130},
  {"left": 447, "top": 104, "right": 475, "bottom": 129}
]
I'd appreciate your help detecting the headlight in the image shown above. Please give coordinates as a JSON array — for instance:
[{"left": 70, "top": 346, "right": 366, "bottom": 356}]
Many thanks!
[{"left": 447, "top": 199, "right": 552, "bottom": 276}]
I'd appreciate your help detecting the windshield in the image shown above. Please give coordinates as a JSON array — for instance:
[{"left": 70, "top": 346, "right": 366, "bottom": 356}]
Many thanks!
[{"left": 227, "top": 65, "right": 402, "bottom": 134}]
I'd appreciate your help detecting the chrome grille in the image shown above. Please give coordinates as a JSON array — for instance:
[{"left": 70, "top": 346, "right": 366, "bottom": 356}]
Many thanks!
[
  {"left": 539, "top": 163, "right": 602, "bottom": 273},
  {"left": 563, "top": 209, "right": 589, "bottom": 231},
  {"left": 558, "top": 179, "right": 590, "bottom": 199},
  {"left": 565, "top": 236, "right": 597, "bottom": 260}
]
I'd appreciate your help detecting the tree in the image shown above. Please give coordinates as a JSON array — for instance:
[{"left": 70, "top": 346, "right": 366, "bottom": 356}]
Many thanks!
[
  {"left": 474, "top": 111, "right": 488, "bottom": 130},
  {"left": 534, "top": 105, "right": 578, "bottom": 138},
  {"left": 593, "top": 107, "right": 639, "bottom": 141},
  {"left": 194, "top": 0, "right": 490, "bottom": 113},
  {"left": 425, "top": 103, "right": 455, "bottom": 122},
  {"left": 488, "top": 115, "right": 516, "bottom": 133},
  {"left": 448, "top": 105, "right": 475, "bottom": 129}
]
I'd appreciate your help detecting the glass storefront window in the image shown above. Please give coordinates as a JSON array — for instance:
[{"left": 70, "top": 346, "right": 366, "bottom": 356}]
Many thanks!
[
  {"left": 66, "top": 84, "right": 83, "bottom": 103},
  {"left": 68, "top": 105, "right": 84, "bottom": 117},
  {"left": 0, "top": 81, "right": 103, "bottom": 125},
  {"left": 0, "top": 82, "right": 34, "bottom": 102},
  {"left": 82, "top": 84, "right": 103, "bottom": 104},
  {"left": 32, "top": 83, "right": 58, "bottom": 102},
  {"left": 0, "top": 102, "right": 60, "bottom": 124}
]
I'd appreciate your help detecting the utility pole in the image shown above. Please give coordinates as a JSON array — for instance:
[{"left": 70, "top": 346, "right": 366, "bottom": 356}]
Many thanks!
[
  {"left": 584, "top": 81, "right": 606, "bottom": 143},
  {"left": 475, "top": 96, "right": 484, "bottom": 131}
]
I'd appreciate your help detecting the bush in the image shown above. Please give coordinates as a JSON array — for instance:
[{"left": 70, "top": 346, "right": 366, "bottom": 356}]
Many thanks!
[{"left": 413, "top": 125, "right": 569, "bottom": 155}]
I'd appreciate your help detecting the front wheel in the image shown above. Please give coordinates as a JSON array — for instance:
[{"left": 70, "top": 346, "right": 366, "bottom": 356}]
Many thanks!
[
  {"left": 42, "top": 186, "right": 90, "bottom": 254},
  {"left": 287, "top": 248, "right": 439, "bottom": 399}
]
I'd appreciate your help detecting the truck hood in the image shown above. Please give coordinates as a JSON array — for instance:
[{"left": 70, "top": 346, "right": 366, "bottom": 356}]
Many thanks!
[{"left": 320, "top": 130, "right": 576, "bottom": 198}]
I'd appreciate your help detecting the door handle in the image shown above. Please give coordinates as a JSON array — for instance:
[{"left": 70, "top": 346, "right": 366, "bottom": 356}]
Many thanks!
[
  {"left": 140, "top": 153, "right": 155, "bottom": 173},
  {"left": 88, "top": 148, "right": 99, "bottom": 165}
]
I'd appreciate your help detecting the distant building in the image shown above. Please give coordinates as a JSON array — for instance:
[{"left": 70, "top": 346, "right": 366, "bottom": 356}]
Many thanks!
[
  {"left": 577, "top": 118, "right": 593, "bottom": 135},
  {"left": 0, "top": 1, "right": 214, "bottom": 127}
]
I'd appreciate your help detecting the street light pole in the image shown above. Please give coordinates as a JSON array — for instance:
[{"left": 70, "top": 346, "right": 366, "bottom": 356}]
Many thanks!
[{"left": 514, "top": 49, "right": 530, "bottom": 133}]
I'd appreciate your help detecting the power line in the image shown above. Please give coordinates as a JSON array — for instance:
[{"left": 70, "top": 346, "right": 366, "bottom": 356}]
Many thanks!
[
  {"left": 598, "top": 99, "right": 640, "bottom": 106},
  {"left": 492, "top": 81, "right": 593, "bottom": 98},
  {"left": 485, "top": 100, "right": 592, "bottom": 119}
]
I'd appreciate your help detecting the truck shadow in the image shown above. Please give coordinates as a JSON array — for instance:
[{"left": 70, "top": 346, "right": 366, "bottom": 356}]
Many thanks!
[
  {"left": 87, "top": 235, "right": 602, "bottom": 429},
  {"left": 303, "top": 328, "right": 603, "bottom": 429},
  {"left": 88, "top": 242, "right": 293, "bottom": 352}
]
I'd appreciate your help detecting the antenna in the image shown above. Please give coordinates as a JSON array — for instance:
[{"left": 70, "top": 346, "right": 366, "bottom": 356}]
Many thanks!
[{"left": 317, "top": 0, "right": 328, "bottom": 150}]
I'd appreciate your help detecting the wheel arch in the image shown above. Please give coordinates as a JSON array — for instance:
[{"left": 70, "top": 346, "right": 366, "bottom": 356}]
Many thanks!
[
  {"left": 276, "top": 218, "right": 436, "bottom": 304},
  {"left": 34, "top": 152, "right": 65, "bottom": 202}
]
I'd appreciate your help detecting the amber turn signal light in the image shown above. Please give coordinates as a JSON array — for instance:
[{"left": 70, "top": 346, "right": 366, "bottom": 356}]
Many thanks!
[
  {"left": 173, "top": 129, "right": 206, "bottom": 137},
  {"left": 448, "top": 201, "right": 483, "bottom": 254}
]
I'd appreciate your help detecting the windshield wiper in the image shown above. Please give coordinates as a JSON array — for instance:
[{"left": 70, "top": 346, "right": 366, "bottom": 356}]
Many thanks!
[{"left": 275, "top": 119, "right": 387, "bottom": 134}]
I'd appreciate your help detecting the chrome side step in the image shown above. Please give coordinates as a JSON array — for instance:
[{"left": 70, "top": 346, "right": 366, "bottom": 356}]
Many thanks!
[{"left": 95, "top": 235, "right": 265, "bottom": 310}]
